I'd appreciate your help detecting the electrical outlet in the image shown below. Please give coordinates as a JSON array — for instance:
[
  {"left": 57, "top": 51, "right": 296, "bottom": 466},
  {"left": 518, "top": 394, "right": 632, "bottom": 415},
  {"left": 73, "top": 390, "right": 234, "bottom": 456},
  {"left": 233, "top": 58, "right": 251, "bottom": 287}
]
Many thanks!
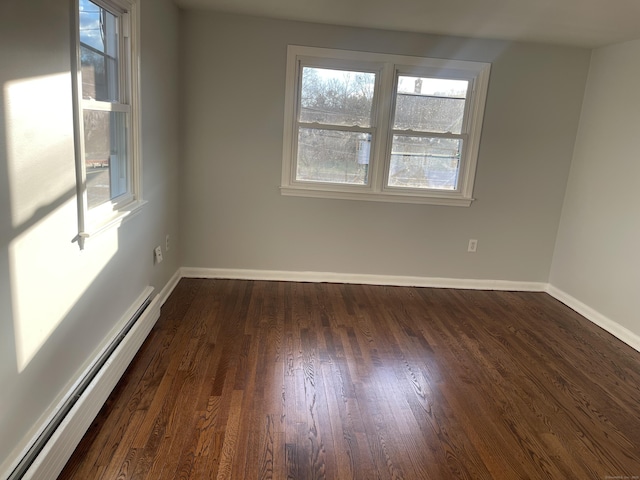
[
  {"left": 154, "top": 246, "right": 163, "bottom": 264},
  {"left": 165, "top": 234, "right": 170, "bottom": 252},
  {"left": 468, "top": 239, "right": 478, "bottom": 253}
]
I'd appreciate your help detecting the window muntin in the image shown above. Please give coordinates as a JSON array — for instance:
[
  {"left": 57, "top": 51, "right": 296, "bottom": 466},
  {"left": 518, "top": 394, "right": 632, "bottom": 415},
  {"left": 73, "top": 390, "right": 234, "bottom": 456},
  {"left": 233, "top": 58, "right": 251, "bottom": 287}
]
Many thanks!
[{"left": 282, "top": 46, "right": 491, "bottom": 206}]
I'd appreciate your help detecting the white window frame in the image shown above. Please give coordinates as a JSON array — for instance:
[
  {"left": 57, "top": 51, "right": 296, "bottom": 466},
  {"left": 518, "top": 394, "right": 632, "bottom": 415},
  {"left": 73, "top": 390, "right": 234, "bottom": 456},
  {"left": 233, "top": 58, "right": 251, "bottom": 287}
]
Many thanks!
[
  {"left": 281, "top": 46, "right": 491, "bottom": 206},
  {"left": 71, "top": 0, "right": 144, "bottom": 246}
]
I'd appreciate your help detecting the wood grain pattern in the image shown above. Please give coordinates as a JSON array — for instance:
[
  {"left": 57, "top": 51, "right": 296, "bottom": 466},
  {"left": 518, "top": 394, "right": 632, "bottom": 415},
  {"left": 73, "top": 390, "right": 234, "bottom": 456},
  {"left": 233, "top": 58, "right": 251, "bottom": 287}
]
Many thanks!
[{"left": 58, "top": 279, "right": 640, "bottom": 479}]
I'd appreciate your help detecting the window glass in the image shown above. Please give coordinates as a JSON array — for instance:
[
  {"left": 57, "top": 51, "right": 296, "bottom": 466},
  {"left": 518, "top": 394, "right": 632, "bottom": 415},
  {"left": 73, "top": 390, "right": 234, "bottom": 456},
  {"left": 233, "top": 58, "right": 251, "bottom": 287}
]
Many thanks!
[
  {"left": 299, "top": 67, "right": 375, "bottom": 127},
  {"left": 394, "top": 76, "right": 468, "bottom": 134},
  {"left": 388, "top": 136, "right": 462, "bottom": 190},
  {"left": 296, "top": 129, "right": 371, "bottom": 185},
  {"left": 83, "top": 110, "right": 129, "bottom": 208},
  {"left": 79, "top": 0, "right": 120, "bottom": 102}
]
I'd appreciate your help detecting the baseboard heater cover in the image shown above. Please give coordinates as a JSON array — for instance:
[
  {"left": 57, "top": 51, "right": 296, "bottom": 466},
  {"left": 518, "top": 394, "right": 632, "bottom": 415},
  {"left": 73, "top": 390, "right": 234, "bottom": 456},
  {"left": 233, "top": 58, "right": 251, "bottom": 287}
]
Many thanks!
[{"left": 8, "top": 287, "right": 161, "bottom": 480}]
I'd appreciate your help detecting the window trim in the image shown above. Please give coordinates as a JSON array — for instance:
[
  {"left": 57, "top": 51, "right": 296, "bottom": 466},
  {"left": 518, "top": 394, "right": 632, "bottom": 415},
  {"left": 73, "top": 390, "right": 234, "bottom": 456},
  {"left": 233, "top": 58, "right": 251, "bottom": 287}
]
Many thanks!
[
  {"left": 281, "top": 45, "right": 491, "bottom": 206},
  {"left": 72, "top": 0, "right": 144, "bottom": 247}
]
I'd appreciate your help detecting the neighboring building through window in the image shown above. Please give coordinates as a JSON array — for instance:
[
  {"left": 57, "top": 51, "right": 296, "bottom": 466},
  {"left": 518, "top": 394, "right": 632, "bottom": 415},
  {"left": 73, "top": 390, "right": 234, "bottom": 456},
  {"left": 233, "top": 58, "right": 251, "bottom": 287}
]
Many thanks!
[
  {"left": 73, "top": 0, "right": 142, "bottom": 242},
  {"left": 281, "top": 46, "right": 491, "bottom": 206}
]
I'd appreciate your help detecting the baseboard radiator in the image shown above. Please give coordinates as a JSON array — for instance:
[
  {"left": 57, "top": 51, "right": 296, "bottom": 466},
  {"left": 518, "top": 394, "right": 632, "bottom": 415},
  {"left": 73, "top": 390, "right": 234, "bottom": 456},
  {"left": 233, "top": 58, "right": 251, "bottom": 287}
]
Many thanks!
[{"left": 8, "top": 287, "right": 161, "bottom": 480}]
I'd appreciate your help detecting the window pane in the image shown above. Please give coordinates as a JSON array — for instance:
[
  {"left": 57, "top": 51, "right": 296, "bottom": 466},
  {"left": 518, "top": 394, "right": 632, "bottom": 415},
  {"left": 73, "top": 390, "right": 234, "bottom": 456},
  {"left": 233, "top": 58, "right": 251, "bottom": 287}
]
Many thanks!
[
  {"left": 388, "top": 135, "right": 462, "bottom": 190},
  {"left": 394, "top": 76, "right": 468, "bottom": 134},
  {"left": 79, "top": 0, "right": 119, "bottom": 101},
  {"left": 296, "top": 128, "right": 371, "bottom": 185},
  {"left": 83, "top": 110, "right": 128, "bottom": 208},
  {"left": 299, "top": 67, "right": 375, "bottom": 127}
]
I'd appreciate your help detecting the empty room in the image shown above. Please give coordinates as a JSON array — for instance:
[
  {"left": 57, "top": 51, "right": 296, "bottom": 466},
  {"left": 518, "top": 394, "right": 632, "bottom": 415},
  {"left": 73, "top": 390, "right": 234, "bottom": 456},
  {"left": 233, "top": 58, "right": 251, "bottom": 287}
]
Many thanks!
[{"left": 1, "top": 0, "right": 639, "bottom": 478}]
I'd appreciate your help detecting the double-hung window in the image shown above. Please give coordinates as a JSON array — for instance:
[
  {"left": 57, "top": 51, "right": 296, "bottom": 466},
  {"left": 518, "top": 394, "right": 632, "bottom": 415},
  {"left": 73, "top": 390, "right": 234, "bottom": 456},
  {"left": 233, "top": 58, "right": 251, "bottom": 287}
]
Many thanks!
[
  {"left": 281, "top": 46, "right": 491, "bottom": 206},
  {"left": 73, "top": 0, "right": 141, "bottom": 241}
]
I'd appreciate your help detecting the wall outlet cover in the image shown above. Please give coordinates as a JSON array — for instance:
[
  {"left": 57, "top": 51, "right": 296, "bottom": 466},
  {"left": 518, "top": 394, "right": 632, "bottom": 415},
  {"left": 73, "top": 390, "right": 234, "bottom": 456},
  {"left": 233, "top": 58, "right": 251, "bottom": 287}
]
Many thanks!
[{"left": 154, "top": 246, "right": 163, "bottom": 264}]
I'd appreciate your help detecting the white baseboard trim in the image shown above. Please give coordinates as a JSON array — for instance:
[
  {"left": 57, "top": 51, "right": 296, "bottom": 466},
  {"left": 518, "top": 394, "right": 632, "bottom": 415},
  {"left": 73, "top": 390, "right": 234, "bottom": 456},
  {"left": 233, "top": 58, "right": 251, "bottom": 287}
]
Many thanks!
[
  {"left": 156, "top": 268, "right": 182, "bottom": 307},
  {"left": 6, "top": 287, "right": 160, "bottom": 480},
  {"left": 546, "top": 284, "right": 640, "bottom": 353},
  {"left": 183, "top": 268, "right": 640, "bottom": 353},
  {"left": 181, "top": 267, "right": 548, "bottom": 292}
]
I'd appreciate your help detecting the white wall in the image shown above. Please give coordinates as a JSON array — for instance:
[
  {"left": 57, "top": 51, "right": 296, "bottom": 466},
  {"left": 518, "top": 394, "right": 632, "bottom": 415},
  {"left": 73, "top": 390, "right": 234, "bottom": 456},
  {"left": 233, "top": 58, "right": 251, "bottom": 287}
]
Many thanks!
[
  {"left": 0, "top": 0, "right": 180, "bottom": 474},
  {"left": 550, "top": 40, "right": 640, "bottom": 341},
  {"left": 180, "top": 11, "right": 591, "bottom": 282}
]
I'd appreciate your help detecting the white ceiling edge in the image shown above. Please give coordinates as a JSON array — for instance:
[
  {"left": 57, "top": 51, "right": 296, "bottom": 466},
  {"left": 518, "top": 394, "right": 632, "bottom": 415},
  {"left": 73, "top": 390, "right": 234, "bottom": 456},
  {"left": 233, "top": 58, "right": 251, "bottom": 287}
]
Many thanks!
[{"left": 174, "top": 0, "right": 640, "bottom": 49}]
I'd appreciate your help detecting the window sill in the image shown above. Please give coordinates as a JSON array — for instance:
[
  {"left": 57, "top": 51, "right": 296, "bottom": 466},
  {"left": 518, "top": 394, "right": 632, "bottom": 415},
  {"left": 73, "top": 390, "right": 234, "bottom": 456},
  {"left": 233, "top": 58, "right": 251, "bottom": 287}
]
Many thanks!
[
  {"left": 83, "top": 199, "right": 148, "bottom": 239},
  {"left": 280, "top": 186, "right": 473, "bottom": 206}
]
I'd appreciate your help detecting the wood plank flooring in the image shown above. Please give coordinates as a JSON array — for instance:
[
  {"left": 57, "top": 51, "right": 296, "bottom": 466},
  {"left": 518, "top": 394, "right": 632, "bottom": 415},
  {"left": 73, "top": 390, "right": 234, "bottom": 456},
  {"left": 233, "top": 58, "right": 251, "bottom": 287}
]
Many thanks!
[{"left": 58, "top": 279, "right": 640, "bottom": 479}]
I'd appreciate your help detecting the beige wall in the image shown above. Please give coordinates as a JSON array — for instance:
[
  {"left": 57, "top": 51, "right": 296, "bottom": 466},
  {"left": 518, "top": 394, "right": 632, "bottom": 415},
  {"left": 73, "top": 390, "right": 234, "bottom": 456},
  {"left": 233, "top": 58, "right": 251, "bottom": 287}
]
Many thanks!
[
  {"left": 0, "top": 0, "right": 180, "bottom": 472},
  {"left": 550, "top": 40, "right": 640, "bottom": 338},
  {"left": 180, "top": 11, "right": 590, "bottom": 281}
]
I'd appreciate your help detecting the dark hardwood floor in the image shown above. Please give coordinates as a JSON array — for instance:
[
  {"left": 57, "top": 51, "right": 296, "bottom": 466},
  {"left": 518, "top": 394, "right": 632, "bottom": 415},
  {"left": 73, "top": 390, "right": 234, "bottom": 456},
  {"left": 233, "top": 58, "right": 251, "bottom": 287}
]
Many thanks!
[{"left": 58, "top": 278, "right": 640, "bottom": 479}]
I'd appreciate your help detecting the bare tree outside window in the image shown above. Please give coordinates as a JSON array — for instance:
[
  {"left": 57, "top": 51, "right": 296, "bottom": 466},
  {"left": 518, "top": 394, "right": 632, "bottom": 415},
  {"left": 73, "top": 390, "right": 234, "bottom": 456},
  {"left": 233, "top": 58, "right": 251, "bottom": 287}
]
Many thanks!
[{"left": 296, "top": 67, "right": 375, "bottom": 185}]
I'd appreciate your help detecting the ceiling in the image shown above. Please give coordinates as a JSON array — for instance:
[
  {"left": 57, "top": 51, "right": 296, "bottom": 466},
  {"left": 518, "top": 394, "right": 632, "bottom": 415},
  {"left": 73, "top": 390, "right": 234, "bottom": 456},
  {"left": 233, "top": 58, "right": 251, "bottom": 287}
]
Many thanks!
[{"left": 175, "top": 0, "right": 640, "bottom": 48}]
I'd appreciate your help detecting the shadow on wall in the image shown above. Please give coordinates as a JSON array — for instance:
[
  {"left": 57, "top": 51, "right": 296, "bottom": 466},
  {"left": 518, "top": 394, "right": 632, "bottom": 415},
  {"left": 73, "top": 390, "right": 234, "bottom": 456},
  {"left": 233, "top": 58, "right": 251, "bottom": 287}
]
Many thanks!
[{"left": 0, "top": 65, "right": 17, "bottom": 399}]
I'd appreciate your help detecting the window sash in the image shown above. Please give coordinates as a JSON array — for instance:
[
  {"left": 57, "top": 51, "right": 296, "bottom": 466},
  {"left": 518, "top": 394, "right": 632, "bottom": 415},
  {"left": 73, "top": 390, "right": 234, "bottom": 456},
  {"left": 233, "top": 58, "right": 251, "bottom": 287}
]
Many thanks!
[
  {"left": 292, "top": 61, "right": 381, "bottom": 188},
  {"left": 294, "top": 127, "right": 373, "bottom": 186},
  {"left": 385, "top": 134, "right": 465, "bottom": 192},
  {"left": 297, "top": 64, "right": 379, "bottom": 129},
  {"left": 296, "top": 122, "right": 374, "bottom": 134},
  {"left": 391, "top": 72, "right": 472, "bottom": 137},
  {"left": 82, "top": 108, "right": 132, "bottom": 207},
  {"left": 72, "top": 0, "right": 140, "bottom": 246},
  {"left": 82, "top": 100, "right": 131, "bottom": 113}
]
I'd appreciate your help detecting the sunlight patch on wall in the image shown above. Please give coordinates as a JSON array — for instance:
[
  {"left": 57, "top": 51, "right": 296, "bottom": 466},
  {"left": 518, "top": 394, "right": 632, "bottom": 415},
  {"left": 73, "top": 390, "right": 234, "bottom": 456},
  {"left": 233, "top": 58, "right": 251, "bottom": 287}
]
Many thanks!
[
  {"left": 4, "top": 73, "right": 75, "bottom": 228},
  {"left": 9, "top": 208, "right": 119, "bottom": 372},
  {"left": 5, "top": 73, "right": 119, "bottom": 372}
]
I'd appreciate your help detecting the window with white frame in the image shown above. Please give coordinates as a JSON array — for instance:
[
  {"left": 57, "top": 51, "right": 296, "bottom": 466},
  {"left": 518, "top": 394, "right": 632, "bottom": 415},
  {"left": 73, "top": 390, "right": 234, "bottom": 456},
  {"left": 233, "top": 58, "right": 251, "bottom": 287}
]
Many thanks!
[
  {"left": 281, "top": 46, "right": 491, "bottom": 206},
  {"left": 73, "top": 0, "right": 141, "bottom": 241}
]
